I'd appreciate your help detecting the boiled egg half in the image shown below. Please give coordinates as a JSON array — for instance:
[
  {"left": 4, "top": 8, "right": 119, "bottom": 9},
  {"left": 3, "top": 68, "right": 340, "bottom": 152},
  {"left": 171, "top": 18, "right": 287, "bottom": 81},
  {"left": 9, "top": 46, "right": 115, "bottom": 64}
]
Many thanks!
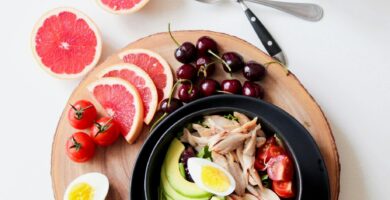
[
  {"left": 187, "top": 158, "right": 236, "bottom": 196},
  {"left": 63, "top": 172, "right": 109, "bottom": 200}
]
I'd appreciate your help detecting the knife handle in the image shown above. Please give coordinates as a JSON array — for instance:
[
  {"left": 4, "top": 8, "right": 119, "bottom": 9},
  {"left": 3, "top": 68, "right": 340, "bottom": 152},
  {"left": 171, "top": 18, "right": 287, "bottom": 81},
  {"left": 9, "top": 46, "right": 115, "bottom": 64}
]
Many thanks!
[{"left": 244, "top": 8, "right": 282, "bottom": 57}]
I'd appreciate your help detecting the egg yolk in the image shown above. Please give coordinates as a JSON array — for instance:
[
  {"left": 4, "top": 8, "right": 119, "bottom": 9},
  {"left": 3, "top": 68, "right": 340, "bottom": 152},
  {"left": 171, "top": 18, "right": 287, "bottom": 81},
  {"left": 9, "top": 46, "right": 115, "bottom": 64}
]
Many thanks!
[
  {"left": 68, "top": 182, "right": 94, "bottom": 200},
  {"left": 201, "top": 166, "right": 230, "bottom": 192}
]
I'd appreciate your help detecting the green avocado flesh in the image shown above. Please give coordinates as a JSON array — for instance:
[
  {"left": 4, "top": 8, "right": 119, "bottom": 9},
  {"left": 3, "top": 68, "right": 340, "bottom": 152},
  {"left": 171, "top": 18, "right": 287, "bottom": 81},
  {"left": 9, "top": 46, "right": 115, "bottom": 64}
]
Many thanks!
[
  {"left": 162, "top": 138, "right": 212, "bottom": 199},
  {"left": 161, "top": 163, "right": 209, "bottom": 200}
]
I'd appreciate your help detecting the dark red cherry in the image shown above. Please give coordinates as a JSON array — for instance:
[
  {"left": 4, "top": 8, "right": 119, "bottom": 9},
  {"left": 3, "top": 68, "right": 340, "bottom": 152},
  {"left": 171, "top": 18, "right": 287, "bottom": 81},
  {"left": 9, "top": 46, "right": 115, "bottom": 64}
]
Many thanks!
[
  {"left": 196, "top": 36, "right": 218, "bottom": 56},
  {"left": 222, "top": 52, "right": 245, "bottom": 72},
  {"left": 243, "top": 61, "right": 266, "bottom": 81},
  {"left": 221, "top": 79, "right": 242, "bottom": 94},
  {"left": 176, "top": 64, "right": 197, "bottom": 80},
  {"left": 242, "top": 81, "right": 264, "bottom": 99},
  {"left": 178, "top": 83, "right": 199, "bottom": 103},
  {"left": 175, "top": 42, "right": 197, "bottom": 64},
  {"left": 199, "top": 79, "right": 220, "bottom": 97},
  {"left": 159, "top": 98, "right": 183, "bottom": 114},
  {"left": 195, "top": 56, "right": 216, "bottom": 77}
]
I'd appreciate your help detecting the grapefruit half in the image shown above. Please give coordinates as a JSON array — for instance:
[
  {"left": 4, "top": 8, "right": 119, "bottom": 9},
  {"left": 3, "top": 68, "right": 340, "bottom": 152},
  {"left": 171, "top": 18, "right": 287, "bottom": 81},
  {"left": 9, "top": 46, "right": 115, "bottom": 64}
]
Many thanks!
[
  {"left": 98, "top": 64, "right": 158, "bottom": 125},
  {"left": 31, "top": 7, "right": 102, "bottom": 79},
  {"left": 97, "top": 0, "right": 150, "bottom": 14},
  {"left": 88, "top": 77, "right": 144, "bottom": 144},
  {"left": 118, "top": 49, "right": 173, "bottom": 102}
]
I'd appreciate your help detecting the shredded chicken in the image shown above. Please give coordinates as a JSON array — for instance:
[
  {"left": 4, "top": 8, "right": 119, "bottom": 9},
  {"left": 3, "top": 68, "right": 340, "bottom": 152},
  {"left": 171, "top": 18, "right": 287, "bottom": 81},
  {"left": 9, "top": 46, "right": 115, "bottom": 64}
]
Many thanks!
[
  {"left": 243, "top": 193, "right": 259, "bottom": 200},
  {"left": 204, "top": 115, "right": 240, "bottom": 131},
  {"left": 212, "top": 133, "right": 250, "bottom": 154},
  {"left": 192, "top": 124, "right": 214, "bottom": 137},
  {"left": 212, "top": 151, "right": 228, "bottom": 170},
  {"left": 231, "top": 117, "right": 258, "bottom": 134},
  {"left": 180, "top": 128, "right": 207, "bottom": 147},
  {"left": 256, "top": 137, "right": 266, "bottom": 148},
  {"left": 246, "top": 185, "right": 261, "bottom": 197},
  {"left": 234, "top": 112, "right": 250, "bottom": 125},
  {"left": 178, "top": 113, "right": 278, "bottom": 199},
  {"left": 227, "top": 160, "right": 247, "bottom": 196}
]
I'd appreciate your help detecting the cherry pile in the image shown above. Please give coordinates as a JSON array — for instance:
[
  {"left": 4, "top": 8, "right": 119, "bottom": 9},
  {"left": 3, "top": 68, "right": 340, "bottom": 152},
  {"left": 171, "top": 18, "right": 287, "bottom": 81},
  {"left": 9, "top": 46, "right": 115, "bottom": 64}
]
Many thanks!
[{"left": 151, "top": 26, "right": 268, "bottom": 129}]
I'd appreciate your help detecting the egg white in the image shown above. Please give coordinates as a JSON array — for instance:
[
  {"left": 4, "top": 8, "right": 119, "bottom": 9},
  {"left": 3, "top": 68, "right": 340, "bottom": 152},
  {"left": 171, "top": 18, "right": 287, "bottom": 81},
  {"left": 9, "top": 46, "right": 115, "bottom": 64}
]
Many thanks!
[
  {"left": 187, "top": 158, "right": 236, "bottom": 196},
  {"left": 63, "top": 172, "right": 109, "bottom": 200}
]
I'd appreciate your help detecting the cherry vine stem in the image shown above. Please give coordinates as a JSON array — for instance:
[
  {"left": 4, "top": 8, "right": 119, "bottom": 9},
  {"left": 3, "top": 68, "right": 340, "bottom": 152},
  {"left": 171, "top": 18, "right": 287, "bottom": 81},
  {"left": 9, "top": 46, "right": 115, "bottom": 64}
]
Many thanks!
[
  {"left": 168, "top": 23, "right": 180, "bottom": 47},
  {"left": 198, "top": 61, "right": 217, "bottom": 77},
  {"left": 208, "top": 50, "right": 233, "bottom": 78},
  {"left": 150, "top": 112, "right": 168, "bottom": 131},
  {"left": 264, "top": 61, "right": 289, "bottom": 75},
  {"left": 216, "top": 90, "right": 233, "bottom": 94}
]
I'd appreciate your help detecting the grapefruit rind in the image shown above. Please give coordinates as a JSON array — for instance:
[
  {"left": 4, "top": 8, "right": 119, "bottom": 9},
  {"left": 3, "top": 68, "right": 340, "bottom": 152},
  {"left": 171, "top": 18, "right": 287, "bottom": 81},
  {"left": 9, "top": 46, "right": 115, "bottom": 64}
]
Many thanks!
[
  {"left": 118, "top": 48, "right": 174, "bottom": 101},
  {"left": 97, "top": 63, "right": 158, "bottom": 125},
  {"left": 96, "top": 0, "right": 150, "bottom": 15},
  {"left": 87, "top": 77, "right": 144, "bottom": 144},
  {"left": 31, "top": 7, "right": 102, "bottom": 79}
]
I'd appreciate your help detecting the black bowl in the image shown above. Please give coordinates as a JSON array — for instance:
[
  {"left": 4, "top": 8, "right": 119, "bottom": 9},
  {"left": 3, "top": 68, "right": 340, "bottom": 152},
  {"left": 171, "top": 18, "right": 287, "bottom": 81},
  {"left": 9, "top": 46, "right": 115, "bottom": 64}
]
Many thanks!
[{"left": 131, "top": 95, "right": 330, "bottom": 200}]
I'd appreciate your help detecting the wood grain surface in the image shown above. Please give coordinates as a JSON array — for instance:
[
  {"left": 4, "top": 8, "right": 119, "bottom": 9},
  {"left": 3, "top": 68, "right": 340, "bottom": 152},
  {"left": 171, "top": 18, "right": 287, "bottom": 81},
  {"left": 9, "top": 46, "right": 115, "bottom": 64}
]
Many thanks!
[{"left": 51, "top": 30, "right": 340, "bottom": 200}]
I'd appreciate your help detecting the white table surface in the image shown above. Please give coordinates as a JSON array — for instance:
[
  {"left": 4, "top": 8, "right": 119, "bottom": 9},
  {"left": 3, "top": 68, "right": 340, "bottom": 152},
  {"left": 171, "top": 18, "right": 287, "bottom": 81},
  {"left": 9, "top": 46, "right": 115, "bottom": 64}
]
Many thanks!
[{"left": 0, "top": 0, "right": 389, "bottom": 199}]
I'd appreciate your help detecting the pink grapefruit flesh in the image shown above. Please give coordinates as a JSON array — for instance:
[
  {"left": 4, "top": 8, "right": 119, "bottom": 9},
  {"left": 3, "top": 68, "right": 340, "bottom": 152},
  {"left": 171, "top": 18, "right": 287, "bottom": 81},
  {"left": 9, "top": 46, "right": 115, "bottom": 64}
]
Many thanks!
[
  {"left": 119, "top": 49, "right": 173, "bottom": 102},
  {"left": 98, "top": 64, "right": 158, "bottom": 125},
  {"left": 31, "top": 7, "right": 102, "bottom": 79},
  {"left": 97, "top": 0, "right": 150, "bottom": 14},
  {"left": 88, "top": 77, "right": 144, "bottom": 144}
]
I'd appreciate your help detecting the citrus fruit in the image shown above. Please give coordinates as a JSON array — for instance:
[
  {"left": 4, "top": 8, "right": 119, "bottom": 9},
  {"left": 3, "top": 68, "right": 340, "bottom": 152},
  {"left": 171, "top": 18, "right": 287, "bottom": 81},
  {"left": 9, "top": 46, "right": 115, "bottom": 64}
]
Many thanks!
[
  {"left": 87, "top": 77, "right": 144, "bottom": 144},
  {"left": 119, "top": 49, "right": 173, "bottom": 102},
  {"left": 97, "top": 0, "right": 150, "bottom": 14},
  {"left": 98, "top": 64, "right": 158, "bottom": 125},
  {"left": 31, "top": 7, "right": 102, "bottom": 79}
]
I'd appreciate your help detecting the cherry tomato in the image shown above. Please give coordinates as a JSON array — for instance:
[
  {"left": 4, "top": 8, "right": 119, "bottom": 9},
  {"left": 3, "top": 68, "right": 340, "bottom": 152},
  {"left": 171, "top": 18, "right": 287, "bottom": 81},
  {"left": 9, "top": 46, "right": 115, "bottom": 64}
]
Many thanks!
[
  {"left": 68, "top": 100, "right": 97, "bottom": 129},
  {"left": 272, "top": 180, "right": 295, "bottom": 198},
  {"left": 66, "top": 132, "right": 96, "bottom": 163},
  {"left": 255, "top": 137, "right": 277, "bottom": 171},
  {"left": 90, "top": 117, "right": 120, "bottom": 146},
  {"left": 267, "top": 155, "right": 294, "bottom": 181}
]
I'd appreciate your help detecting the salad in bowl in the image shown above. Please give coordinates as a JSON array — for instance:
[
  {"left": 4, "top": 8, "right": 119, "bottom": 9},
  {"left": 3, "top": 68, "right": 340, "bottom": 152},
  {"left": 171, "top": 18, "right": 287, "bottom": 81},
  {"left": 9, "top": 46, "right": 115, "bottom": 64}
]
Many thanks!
[{"left": 159, "top": 112, "right": 296, "bottom": 200}]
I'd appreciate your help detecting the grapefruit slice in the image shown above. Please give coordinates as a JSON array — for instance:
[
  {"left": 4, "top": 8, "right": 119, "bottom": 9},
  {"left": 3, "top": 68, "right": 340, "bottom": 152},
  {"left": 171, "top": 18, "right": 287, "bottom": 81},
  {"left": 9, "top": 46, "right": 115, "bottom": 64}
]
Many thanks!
[
  {"left": 88, "top": 77, "right": 144, "bottom": 144},
  {"left": 31, "top": 7, "right": 102, "bottom": 79},
  {"left": 98, "top": 64, "right": 158, "bottom": 125},
  {"left": 97, "top": 0, "right": 150, "bottom": 14},
  {"left": 119, "top": 49, "right": 173, "bottom": 102}
]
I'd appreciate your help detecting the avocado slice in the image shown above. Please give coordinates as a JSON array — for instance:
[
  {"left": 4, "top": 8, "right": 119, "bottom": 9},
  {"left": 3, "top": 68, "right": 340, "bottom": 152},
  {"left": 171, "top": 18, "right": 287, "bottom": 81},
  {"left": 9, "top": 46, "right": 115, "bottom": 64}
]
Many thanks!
[
  {"left": 163, "top": 138, "right": 212, "bottom": 198},
  {"left": 161, "top": 163, "right": 209, "bottom": 200}
]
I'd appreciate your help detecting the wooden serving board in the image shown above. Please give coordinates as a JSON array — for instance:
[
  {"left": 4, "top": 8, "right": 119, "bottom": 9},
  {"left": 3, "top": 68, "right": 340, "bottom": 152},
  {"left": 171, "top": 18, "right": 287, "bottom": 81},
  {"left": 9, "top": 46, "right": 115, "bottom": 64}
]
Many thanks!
[{"left": 51, "top": 30, "right": 340, "bottom": 200}]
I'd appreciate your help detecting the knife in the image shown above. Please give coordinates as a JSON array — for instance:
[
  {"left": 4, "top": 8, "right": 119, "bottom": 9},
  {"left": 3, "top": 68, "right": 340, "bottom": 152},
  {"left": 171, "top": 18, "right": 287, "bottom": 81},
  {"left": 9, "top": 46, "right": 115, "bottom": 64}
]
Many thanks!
[{"left": 238, "top": 0, "right": 287, "bottom": 65}]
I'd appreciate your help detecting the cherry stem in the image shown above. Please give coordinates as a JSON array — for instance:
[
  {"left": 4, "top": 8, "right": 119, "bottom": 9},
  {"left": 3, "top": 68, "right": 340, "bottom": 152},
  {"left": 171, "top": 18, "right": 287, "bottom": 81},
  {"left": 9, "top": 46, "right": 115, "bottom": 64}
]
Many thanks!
[
  {"left": 216, "top": 90, "right": 233, "bottom": 94},
  {"left": 167, "top": 80, "right": 182, "bottom": 106},
  {"left": 208, "top": 50, "right": 233, "bottom": 77},
  {"left": 168, "top": 23, "right": 180, "bottom": 47},
  {"left": 150, "top": 112, "right": 168, "bottom": 131},
  {"left": 179, "top": 79, "right": 193, "bottom": 94},
  {"left": 264, "top": 61, "right": 289, "bottom": 75},
  {"left": 198, "top": 61, "right": 217, "bottom": 77}
]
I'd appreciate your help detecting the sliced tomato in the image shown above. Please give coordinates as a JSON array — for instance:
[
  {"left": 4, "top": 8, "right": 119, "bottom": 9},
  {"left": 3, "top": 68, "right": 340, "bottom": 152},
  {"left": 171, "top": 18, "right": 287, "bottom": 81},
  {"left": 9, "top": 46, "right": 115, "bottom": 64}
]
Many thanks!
[
  {"left": 272, "top": 180, "right": 295, "bottom": 198},
  {"left": 255, "top": 137, "right": 277, "bottom": 171},
  {"left": 267, "top": 155, "right": 294, "bottom": 181},
  {"left": 266, "top": 145, "right": 285, "bottom": 162}
]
